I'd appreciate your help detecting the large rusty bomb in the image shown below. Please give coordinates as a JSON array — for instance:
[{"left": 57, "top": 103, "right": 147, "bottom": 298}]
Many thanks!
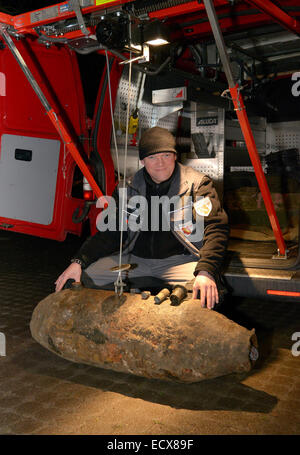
[{"left": 30, "top": 286, "right": 258, "bottom": 383}]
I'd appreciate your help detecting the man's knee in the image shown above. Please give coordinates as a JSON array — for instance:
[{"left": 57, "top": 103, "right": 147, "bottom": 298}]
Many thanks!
[{"left": 81, "top": 270, "right": 106, "bottom": 289}]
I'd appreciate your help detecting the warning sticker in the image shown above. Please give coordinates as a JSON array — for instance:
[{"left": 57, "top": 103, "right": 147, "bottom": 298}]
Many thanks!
[
  {"left": 194, "top": 197, "right": 212, "bottom": 217},
  {"left": 152, "top": 87, "right": 187, "bottom": 104},
  {"left": 30, "top": 6, "right": 59, "bottom": 23},
  {"left": 59, "top": 3, "right": 71, "bottom": 13}
]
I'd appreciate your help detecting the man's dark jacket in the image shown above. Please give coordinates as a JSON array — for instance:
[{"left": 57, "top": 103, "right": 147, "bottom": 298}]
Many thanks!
[{"left": 74, "top": 163, "right": 229, "bottom": 282}]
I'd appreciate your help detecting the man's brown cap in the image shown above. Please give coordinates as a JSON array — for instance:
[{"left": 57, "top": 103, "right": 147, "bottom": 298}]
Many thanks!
[{"left": 139, "top": 126, "right": 177, "bottom": 160}]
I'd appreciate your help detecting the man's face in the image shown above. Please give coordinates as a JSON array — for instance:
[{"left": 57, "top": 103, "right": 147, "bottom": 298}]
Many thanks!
[{"left": 141, "top": 152, "right": 177, "bottom": 184}]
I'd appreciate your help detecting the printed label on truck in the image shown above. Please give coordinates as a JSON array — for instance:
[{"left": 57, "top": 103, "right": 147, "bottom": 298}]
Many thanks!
[
  {"left": 59, "top": 3, "right": 71, "bottom": 13},
  {"left": 196, "top": 116, "right": 218, "bottom": 127},
  {"left": 30, "top": 6, "right": 59, "bottom": 23}
]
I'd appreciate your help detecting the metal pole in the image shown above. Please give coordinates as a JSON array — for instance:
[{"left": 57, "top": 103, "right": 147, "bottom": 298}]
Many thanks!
[
  {"left": 0, "top": 26, "right": 105, "bottom": 202},
  {"left": 202, "top": 0, "right": 236, "bottom": 88},
  {"left": 202, "top": 0, "right": 287, "bottom": 256}
]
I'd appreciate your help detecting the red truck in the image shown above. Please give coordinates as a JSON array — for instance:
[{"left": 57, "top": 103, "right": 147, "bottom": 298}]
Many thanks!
[{"left": 0, "top": 0, "right": 299, "bottom": 300}]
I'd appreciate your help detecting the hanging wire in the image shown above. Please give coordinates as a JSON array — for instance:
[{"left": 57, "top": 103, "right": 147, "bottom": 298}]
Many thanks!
[
  {"left": 118, "top": 96, "right": 122, "bottom": 134},
  {"left": 120, "top": 58, "right": 132, "bottom": 259},
  {"left": 103, "top": 16, "right": 133, "bottom": 295},
  {"left": 105, "top": 50, "right": 120, "bottom": 182},
  {"left": 114, "top": 55, "right": 132, "bottom": 295}
]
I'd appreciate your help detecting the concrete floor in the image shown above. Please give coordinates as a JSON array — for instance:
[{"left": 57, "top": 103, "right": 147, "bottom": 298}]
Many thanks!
[{"left": 0, "top": 230, "right": 300, "bottom": 435}]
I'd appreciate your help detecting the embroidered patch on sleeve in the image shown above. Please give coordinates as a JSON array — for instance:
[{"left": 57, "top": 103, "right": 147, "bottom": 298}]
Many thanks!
[{"left": 194, "top": 197, "right": 212, "bottom": 216}]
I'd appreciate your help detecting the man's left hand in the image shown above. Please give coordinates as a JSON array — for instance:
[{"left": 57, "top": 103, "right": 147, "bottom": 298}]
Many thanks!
[{"left": 192, "top": 271, "right": 219, "bottom": 309}]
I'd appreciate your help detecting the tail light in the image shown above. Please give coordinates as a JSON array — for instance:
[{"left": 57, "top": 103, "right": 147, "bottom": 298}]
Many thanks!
[{"left": 83, "top": 176, "right": 94, "bottom": 201}]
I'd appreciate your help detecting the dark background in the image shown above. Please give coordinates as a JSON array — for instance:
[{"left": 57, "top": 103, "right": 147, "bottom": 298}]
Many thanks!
[{"left": 0, "top": 1, "right": 58, "bottom": 14}]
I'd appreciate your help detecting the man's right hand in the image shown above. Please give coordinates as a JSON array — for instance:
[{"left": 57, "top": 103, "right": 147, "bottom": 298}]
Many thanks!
[{"left": 55, "top": 262, "right": 82, "bottom": 292}]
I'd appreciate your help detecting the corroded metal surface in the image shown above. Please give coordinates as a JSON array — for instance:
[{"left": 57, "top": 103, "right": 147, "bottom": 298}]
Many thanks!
[{"left": 30, "top": 286, "right": 257, "bottom": 383}]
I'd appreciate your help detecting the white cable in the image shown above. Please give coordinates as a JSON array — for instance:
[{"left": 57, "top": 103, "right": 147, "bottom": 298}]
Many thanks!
[
  {"left": 137, "top": 73, "right": 146, "bottom": 111},
  {"left": 105, "top": 50, "right": 120, "bottom": 182},
  {"left": 115, "top": 55, "right": 133, "bottom": 295},
  {"left": 118, "top": 96, "right": 121, "bottom": 133}
]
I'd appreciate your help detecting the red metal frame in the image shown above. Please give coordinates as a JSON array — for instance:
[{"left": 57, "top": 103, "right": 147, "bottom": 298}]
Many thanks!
[
  {"left": 229, "top": 84, "right": 286, "bottom": 255},
  {"left": 0, "top": 12, "right": 12, "bottom": 26},
  {"left": 147, "top": 0, "right": 225, "bottom": 20},
  {"left": 245, "top": 0, "right": 300, "bottom": 35},
  {"left": 1, "top": 1, "right": 299, "bottom": 40},
  {"left": 171, "top": 1, "right": 300, "bottom": 41},
  {"left": 201, "top": 0, "right": 287, "bottom": 255},
  {"left": 8, "top": 1, "right": 132, "bottom": 33}
]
